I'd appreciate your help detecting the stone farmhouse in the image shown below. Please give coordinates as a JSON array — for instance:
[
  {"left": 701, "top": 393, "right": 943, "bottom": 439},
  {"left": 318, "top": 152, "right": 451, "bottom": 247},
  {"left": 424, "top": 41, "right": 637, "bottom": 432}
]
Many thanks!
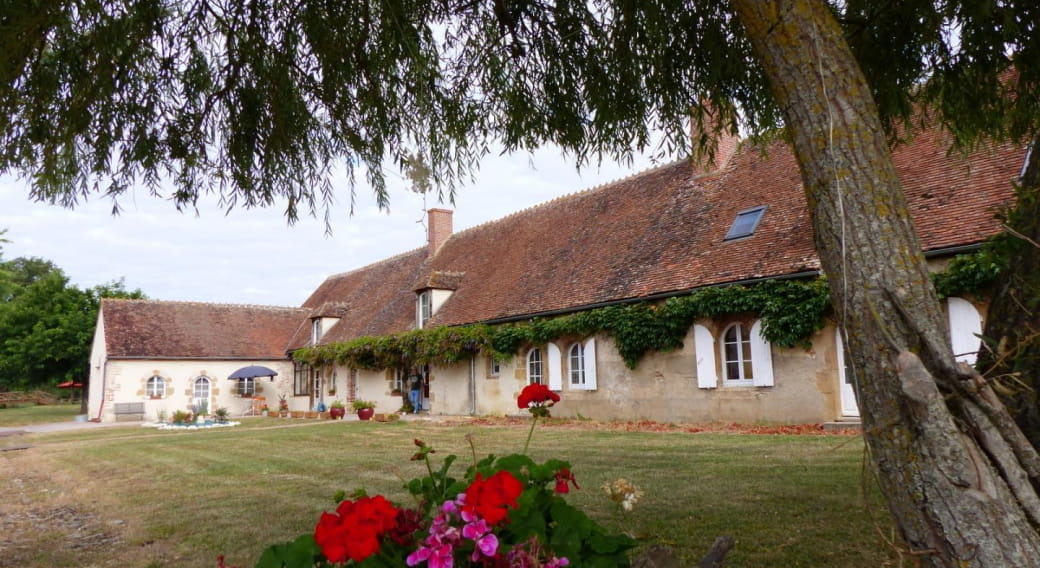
[{"left": 86, "top": 125, "right": 1028, "bottom": 424}]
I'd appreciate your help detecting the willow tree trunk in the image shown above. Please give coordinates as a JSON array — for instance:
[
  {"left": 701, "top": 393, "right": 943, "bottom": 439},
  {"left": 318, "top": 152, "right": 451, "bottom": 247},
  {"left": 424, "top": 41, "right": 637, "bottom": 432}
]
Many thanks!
[
  {"left": 730, "top": 1, "right": 1040, "bottom": 565},
  {"left": 977, "top": 137, "right": 1040, "bottom": 448}
]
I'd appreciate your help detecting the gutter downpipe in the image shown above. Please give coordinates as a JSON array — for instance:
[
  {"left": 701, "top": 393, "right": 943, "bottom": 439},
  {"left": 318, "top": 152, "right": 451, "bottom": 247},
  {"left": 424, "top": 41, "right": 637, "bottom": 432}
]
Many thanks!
[
  {"left": 468, "top": 358, "right": 477, "bottom": 416},
  {"left": 95, "top": 359, "right": 108, "bottom": 422}
]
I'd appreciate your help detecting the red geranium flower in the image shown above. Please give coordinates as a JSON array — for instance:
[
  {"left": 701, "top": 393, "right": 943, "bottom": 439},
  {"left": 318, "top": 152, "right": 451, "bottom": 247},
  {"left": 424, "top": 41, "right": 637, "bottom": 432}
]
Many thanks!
[
  {"left": 554, "top": 467, "right": 580, "bottom": 494},
  {"left": 517, "top": 383, "right": 560, "bottom": 409},
  {"left": 314, "top": 495, "right": 399, "bottom": 563},
  {"left": 463, "top": 470, "right": 524, "bottom": 526}
]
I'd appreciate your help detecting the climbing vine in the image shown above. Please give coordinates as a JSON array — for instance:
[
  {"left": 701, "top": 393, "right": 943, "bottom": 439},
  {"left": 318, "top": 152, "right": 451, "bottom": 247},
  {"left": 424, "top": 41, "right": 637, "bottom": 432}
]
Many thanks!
[
  {"left": 294, "top": 278, "right": 831, "bottom": 370},
  {"left": 294, "top": 248, "right": 1008, "bottom": 372}
]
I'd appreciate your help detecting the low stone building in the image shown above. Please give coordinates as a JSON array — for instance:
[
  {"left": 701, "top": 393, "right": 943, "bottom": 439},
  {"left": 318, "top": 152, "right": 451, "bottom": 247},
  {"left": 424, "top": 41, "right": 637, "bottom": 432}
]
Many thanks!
[{"left": 87, "top": 126, "right": 1027, "bottom": 424}]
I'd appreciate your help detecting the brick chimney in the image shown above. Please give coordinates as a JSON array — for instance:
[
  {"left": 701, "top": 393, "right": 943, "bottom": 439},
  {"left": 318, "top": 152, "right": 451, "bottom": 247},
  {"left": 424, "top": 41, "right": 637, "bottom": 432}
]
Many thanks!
[
  {"left": 691, "top": 103, "right": 740, "bottom": 175},
  {"left": 427, "top": 208, "right": 453, "bottom": 254}
]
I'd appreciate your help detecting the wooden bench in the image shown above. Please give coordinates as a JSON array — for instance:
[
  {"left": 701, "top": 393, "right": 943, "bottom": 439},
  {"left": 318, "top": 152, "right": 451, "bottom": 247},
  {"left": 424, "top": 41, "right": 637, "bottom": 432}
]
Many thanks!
[{"left": 113, "top": 401, "right": 146, "bottom": 422}]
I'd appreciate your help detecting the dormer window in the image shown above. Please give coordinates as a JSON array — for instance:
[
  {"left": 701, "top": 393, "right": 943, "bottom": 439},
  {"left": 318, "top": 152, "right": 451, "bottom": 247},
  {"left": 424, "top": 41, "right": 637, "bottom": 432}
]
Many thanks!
[
  {"left": 417, "top": 290, "right": 432, "bottom": 328},
  {"left": 724, "top": 205, "right": 767, "bottom": 241},
  {"left": 311, "top": 318, "right": 322, "bottom": 344}
]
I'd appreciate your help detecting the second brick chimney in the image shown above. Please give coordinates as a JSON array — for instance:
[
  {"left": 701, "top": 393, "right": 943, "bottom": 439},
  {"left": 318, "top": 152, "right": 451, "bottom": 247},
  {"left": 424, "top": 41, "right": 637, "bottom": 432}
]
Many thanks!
[
  {"left": 427, "top": 208, "right": 453, "bottom": 255},
  {"left": 691, "top": 103, "right": 740, "bottom": 175}
]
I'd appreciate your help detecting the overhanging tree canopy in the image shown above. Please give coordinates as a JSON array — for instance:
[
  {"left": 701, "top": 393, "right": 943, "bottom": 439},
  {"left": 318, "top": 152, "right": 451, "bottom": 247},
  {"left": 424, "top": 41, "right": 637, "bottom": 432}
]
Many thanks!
[
  {"left": 5, "top": 1, "right": 1033, "bottom": 215},
  {"left": 4, "top": 1, "right": 1040, "bottom": 566}
]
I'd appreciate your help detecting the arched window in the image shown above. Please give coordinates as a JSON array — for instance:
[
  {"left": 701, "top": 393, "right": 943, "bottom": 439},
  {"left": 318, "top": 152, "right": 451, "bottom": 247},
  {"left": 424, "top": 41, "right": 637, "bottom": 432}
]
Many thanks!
[
  {"left": 569, "top": 343, "right": 585, "bottom": 386},
  {"left": 146, "top": 375, "right": 165, "bottom": 398},
  {"left": 527, "top": 348, "right": 544, "bottom": 385},
  {"left": 237, "top": 377, "right": 256, "bottom": 397},
  {"left": 721, "top": 323, "right": 753, "bottom": 384},
  {"left": 193, "top": 376, "right": 211, "bottom": 406}
]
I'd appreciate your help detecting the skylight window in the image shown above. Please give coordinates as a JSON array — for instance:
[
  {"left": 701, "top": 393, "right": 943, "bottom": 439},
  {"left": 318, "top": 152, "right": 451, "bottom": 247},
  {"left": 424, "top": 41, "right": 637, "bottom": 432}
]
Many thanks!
[{"left": 724, "top": 206, "right": 767, "bottom": 241}]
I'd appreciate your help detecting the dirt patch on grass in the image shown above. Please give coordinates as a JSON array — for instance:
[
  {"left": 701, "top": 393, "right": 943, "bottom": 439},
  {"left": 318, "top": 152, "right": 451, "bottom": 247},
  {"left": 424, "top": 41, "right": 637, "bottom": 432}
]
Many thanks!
[
  {"left": 0, "top": 454, "right": 140, "bottom": 567},
  {"left": 440, "top": 416, "right": 862, "bottom": 436}
]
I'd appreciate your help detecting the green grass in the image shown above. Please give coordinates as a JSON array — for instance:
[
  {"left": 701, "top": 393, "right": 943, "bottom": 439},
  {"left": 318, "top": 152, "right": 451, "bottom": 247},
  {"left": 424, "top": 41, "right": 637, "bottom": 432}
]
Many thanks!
[
  {"left": 0, "top": 401, "right": 81, "bottom": 426},
  {"left": 1, "top": 419, "right": 897, "bottom": 567}
]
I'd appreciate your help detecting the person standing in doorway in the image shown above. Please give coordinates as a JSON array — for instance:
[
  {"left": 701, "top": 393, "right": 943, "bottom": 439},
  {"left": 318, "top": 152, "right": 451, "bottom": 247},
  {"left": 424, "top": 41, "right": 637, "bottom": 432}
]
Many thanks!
[{"left": 409, "top": 368, "right": 423, "bottom": 413}]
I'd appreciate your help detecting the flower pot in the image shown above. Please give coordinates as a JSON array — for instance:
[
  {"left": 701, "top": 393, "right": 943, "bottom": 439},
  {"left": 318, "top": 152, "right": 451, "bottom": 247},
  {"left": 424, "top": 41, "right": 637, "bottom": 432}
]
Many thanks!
[
  {"left": 329, "top": 407, "right": 346, "bottom": 420},
  {"left": 356, "top": 407, "right": 375, "bottom": 421},
  {"left": 290, "top": 410, "right": 304, "bottom": 419},
  {"left": 280, "top": 410, "right": 289, "bottom": 417},
  {"left": 268, "top": 412, "right": 281, "bottom": 418},
  {"left": 305, "top": 411, "right": 318, "bottom": 419}
]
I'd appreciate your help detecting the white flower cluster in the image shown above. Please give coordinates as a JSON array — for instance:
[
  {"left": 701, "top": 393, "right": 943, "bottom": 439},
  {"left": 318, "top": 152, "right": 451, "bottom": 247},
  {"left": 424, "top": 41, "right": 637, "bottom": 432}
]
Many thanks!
[{"left": 602, "top": 478, "right": 643, "bottom": 512}]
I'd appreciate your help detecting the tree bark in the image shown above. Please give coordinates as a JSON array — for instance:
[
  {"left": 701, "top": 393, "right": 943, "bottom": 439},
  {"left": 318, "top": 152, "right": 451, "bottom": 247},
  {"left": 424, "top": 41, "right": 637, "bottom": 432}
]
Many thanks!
[
  {"left": 977, "top": 137, "right": 1040, "bottom": 448},
  {"left": 730, "top": 1, "right": 1040, "bottom": 565}
]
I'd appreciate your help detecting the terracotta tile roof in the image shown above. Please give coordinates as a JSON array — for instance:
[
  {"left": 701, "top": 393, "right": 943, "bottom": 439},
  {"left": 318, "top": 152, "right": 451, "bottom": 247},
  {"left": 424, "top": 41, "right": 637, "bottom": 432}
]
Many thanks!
[
  {"left": 419, "top": 133, "right": 1023, "bottom": 327},
  {"left": 102, "top": 299, "right": 308, "bottom": 358},
  {"left": 272, "top": 125, "right": 1023, "bottom": 344},
  {"left": 414, "top": 270, "right": 466, "bottom": 291},
  {"left": 290, "top": 248, "right": 429, "bottom": 349}
]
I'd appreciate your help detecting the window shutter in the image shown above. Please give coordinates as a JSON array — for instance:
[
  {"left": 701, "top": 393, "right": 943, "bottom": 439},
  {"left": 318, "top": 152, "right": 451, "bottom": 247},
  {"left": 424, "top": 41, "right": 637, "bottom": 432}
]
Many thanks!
[
  {"left": 583, "top": 338, "right": 598, "bottom": 390},
  {"left": 694, "top": 324, "right": 717, "bottom": 389},
  {"left": 947, "top": 297, "right": 982, "bottom": 365},
  {"left": 547, "top": 342, "right": 563, "bottom": 391},
  {"left": 750, "top": 320, "right": 774, "bottom": 387}
]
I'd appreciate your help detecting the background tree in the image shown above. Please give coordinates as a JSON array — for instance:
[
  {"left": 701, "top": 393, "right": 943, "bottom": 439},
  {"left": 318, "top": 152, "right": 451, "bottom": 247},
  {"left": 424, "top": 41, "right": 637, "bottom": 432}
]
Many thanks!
[
  {"left": 0, "top": 253, "right": 144, "bottom": 395},
  {"left": 2, "top": 1, "right": 1039, "bottom": 565}
]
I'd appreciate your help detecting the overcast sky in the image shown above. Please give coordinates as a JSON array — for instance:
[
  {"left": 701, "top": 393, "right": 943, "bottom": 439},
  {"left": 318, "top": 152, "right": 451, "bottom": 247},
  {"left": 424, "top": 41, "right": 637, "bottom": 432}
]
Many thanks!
[{"left": 0, "top": 147, "right": 666, "bottom": 307}]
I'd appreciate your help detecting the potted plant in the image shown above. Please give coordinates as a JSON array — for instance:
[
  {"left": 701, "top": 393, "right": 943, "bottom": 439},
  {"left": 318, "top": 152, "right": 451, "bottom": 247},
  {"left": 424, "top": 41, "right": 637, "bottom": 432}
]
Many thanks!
[
  {"left": 260, "top": 404, "right": 270, "bottom": 416},
  {"left": 214, "top": 407, "right": 230, "bottom": 424},
  {"left": 352, "top": 400, "right": 376, "bottom": 421},
  {"left": 278, "top": 395, "right": 290, "bottom": 417},
  {"left": 327, "top": 387, "right": 337, "bottom": 397},
  {"left": 192, "top": 401, "right": 208, "bottom": 424},
  {"left": 329, "top": 400, "right": 346, "bottom": 420}
]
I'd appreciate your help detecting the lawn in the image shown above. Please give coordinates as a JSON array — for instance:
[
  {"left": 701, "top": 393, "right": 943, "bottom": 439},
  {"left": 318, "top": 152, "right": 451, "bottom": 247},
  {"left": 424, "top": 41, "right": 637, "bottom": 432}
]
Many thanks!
[
  {"left": 0, "top": 401, "right": 81, "bottom": 426},
  {"left": 0, "top": 417, "right": 897, "bottom": 567}
]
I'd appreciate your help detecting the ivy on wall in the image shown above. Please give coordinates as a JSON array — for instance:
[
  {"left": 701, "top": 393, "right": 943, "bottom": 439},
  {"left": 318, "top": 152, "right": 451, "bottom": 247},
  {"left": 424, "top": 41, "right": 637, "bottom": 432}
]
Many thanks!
[
  {"left": 294, "top": 278, "right": 831, "bottom": 371},
  {"left": 294, "top": 251, "right": 1004, "bottom": 373},
  {"left": 932, "top": 247, "right": 1007, "bottom": 300}
]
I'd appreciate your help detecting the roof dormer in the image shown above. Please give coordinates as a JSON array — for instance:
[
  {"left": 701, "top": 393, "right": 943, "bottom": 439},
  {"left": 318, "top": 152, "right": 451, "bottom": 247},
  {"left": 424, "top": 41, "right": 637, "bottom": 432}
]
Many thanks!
[{"left": 414, "top": 271, "right": 464, "bottom": 329}]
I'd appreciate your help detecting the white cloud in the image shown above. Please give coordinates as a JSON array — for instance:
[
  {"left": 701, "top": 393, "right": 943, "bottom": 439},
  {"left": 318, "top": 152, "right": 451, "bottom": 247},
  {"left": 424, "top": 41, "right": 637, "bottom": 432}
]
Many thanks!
[{"left": 0, "top": 148, "right": 667, "bottom": 306}]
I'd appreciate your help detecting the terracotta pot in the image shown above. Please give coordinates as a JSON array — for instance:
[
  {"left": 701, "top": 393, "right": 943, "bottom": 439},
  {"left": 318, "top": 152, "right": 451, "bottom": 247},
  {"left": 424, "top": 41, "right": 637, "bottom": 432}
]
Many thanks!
[
  {"left": 290, "top": 410, "right": 304, "bottom": 419},
  {"left": 356, "top": 407, "right": 375, "bottom": 421},
  {"left": 305, "top": 411, "right": 318, "bottom": 419},
  {"left": 329, "top": 407, "right": 346, "bottom": 419}
]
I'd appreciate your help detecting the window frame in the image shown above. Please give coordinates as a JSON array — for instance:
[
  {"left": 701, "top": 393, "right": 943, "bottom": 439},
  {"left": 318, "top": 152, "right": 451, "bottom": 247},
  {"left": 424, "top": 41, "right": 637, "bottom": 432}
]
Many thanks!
[
  {"left": 393, "top": 368, "right": 406, "bottom": 393},
  {"left": 294, "top": 361, "right": 313, "bottom": 396},
  {"left": 527, "top": 348, "right": 544, "bottom": 385},
  {"left": 724, "top": 206, "right": 767, "bottom": 241},
  {"left": 568, "top": 343, "right": 586, "bottom": 386},
  {"left": 311, "top": 318, "right": 322, "bottom": 344},
  {"left": 146, "top": 375, "right": 165, "bottom": 399},
  {"left": 720, "top": 323, "right": 754, "bottom": 386},
  {"left": 237, "top": 377, "right": 256, "bottom": 397},
  {"left": 417, "top": 290, "right": 432, "bottom": 328},
  {"left": 489, "top": 357, "right": 501, "bottom": 378},
  {"left": 193, "top": 376, "right": 211, "bottom": 403}
]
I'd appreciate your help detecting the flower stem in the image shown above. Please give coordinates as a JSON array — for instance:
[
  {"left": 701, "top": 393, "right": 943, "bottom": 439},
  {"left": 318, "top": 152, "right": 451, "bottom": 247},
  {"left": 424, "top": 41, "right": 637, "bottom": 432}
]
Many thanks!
[
  {"left": 522, "top": 415, "right": 539, "bottom": 455},
  {"left": 424, "top": 454, "right": 438, "bottom": 495}
]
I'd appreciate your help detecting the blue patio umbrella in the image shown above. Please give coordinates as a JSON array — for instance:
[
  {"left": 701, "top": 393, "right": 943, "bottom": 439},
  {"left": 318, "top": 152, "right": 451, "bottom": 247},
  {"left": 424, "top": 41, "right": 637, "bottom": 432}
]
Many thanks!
[{"left": 228, "top": 365, "right": 279, "bottom": 381}]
